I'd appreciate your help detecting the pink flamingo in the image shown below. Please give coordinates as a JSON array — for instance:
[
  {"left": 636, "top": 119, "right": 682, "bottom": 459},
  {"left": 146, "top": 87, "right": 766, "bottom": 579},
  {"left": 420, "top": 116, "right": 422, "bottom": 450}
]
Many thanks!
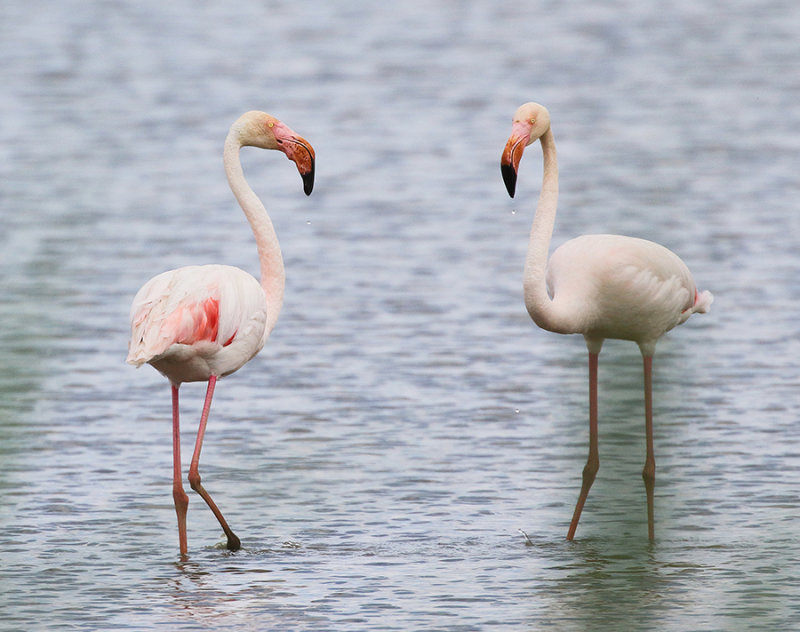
[
  {"left": 127, "top": 111, "right": 314, "bottom": 555},
  {"left": 501, "top": 102, "right": 712, "bottom": 540}
]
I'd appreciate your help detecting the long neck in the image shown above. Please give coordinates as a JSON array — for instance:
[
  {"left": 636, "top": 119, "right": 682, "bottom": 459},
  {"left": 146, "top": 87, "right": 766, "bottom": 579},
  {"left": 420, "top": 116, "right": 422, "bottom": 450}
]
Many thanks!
[
  {"left": 223, "top": 135, "right": 284, "bottom": 335},
  {"left": 522, "top": 128, "right": 569, "bottom": 333}
]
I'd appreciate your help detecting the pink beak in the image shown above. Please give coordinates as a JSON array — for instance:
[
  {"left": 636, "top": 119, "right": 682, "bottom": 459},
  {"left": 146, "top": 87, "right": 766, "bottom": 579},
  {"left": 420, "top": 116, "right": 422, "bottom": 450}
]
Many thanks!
[
  {"left": 273, "top": 122, "right": 316, "bottom": 196},
  {"left": 501, "top": 121, "right": 531, "bottom": 198}
]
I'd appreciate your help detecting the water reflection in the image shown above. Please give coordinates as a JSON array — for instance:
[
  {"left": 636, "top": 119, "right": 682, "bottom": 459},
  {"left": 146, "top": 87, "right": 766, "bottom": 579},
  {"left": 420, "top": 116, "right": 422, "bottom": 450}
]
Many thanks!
[{"left": 549, "top": 543, "right": 659, "bottom": 626}]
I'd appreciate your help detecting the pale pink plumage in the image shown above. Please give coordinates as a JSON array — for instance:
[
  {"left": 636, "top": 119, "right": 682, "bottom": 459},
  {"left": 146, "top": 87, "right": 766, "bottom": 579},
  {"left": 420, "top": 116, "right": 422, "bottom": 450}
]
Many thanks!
[
  {"left": 128, "top": 264, "right": 268, "bottom": 385},
  {"left": 501, "top": 102, "right": 712, "bottom": 541},
  {"left": 127, "top": 111, "right": 314, "bottom": 556},
  {"left": 543, "top": 233, "right": 712, "bottom": 354}
]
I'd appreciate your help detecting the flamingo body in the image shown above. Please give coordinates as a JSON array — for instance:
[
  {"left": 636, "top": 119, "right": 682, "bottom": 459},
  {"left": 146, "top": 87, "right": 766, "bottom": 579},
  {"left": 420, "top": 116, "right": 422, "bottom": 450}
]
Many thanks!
[
  {"left": 543, "top": 234, "right": 712, "bottom": 353},
  {"left": 128, "top": 264, "right": 269, "bottom": 384},
  {"left": 127, "top": 111, "right": 314, "bottom": 555},
  {"left": 502, "top": 102, "right": 711, "bottom": 540}
]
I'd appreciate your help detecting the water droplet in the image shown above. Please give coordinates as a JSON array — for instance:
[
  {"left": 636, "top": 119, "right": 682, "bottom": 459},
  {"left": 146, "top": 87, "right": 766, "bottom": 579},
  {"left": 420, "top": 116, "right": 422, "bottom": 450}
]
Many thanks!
[
  {"left": 511, "top": 209, "right": 517, "bottom": 215},
  {"left": 514, "top": 408, "right": 520, "bottom": 414},
  {"left": 306, "top": 220, "right": 312, "bottom": 225}
]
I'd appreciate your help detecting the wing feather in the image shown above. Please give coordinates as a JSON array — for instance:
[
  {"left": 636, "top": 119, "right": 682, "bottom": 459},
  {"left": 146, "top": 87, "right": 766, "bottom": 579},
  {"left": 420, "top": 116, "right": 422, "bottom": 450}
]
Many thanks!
[{"left": 127, "top": 265, "right": 266, "bottom": 367}]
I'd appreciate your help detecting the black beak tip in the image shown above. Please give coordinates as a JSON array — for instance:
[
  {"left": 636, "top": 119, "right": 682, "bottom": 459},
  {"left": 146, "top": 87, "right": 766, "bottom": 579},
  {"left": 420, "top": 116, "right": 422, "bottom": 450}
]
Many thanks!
[
  {"left": 501, "top": 163, "right": 517, "bottom": 198},
  {"left": 302, "top": 162, "right": 315, "bottom": 196}
]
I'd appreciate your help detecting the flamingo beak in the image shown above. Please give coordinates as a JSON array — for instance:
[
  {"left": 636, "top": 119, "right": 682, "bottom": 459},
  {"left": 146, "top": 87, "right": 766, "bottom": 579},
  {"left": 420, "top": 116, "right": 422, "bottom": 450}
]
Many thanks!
[
  {"left": 501, "top": 123, "right": 530, "bottom": 198},
  {"left": 272, "top": 122, "right": 316, "bottom": 196},
  {"left": 286, "top": 135, "right": 315, "bottom": 196}
]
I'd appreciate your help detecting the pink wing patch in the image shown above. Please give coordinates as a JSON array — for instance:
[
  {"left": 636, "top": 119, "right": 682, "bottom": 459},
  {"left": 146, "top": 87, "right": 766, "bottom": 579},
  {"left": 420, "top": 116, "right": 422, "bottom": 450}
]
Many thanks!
[
  {"left": 161, "top": 297, "right": 235, "bottom": 346},
  {"left": 127, "top": 266, "right": 258, "bottom": 368}
]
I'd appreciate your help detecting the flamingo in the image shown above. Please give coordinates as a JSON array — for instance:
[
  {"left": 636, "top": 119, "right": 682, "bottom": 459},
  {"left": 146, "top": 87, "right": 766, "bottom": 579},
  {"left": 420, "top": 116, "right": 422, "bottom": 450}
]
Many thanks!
[
  {"left": 501, "top": 102, "right": 712, "bottom": 540},
  {"left": 127, "top": 111, "right": 315, "bottom": 555}
]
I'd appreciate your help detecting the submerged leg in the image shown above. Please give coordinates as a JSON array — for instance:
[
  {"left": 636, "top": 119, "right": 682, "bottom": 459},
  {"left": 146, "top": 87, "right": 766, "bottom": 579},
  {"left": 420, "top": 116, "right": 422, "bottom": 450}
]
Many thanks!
[
  {"left": 567, "top": 352, "right": 600, "bottom": 540},
  {"left": 187, "top": 375, "right": 241, "bottom": 551},
  {"left": 171, "top": 384, "right": 189, "bottom": 556},
  {"left": 642, "top": 355, "right": 656, "bottom": 541}
]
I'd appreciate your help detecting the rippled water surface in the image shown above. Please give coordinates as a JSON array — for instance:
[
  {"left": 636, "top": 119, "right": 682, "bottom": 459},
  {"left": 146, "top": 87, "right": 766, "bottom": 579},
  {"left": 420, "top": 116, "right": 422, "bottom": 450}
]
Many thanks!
[{"left": 2, "top": 1, "right": 799, "bottom": 630}]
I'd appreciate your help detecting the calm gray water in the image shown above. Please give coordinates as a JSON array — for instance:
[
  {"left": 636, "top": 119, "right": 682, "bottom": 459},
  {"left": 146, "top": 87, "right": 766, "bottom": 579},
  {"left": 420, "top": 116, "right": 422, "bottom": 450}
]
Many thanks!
[{"left": 2, "top": 1, "right": 799, "bottom": 630}]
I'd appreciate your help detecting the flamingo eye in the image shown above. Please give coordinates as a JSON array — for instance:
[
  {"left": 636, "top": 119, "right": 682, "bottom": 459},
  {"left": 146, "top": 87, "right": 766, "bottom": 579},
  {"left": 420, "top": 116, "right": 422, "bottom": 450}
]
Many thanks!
[{"left": 530, "top": 118, "right": 536, "bottom": 125}]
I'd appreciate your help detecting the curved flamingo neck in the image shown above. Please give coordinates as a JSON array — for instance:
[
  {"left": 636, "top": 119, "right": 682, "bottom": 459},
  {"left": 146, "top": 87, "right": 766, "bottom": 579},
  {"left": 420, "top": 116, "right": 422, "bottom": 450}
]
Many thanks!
[
  {"left": 224, "top": 135, "right": 284, "bottom": 335},
  {"left": 522, "top": 128, "right": 576, "bottom": 334}
]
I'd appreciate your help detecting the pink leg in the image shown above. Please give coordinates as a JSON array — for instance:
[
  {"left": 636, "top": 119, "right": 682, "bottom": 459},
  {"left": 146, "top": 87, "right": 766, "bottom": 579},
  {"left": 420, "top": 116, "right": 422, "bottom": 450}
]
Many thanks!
[
  {"left": 642, "top": 356, "right": 656, "bottom": 541},
  {"left": 187, "top": 376, "right": 241, "bottom": 551},
  {"left": 567, "top": 352, "right": 600, "bottom": 540},
  {"left": 171, "top": 385, "right": 189, "bottom": 556}
]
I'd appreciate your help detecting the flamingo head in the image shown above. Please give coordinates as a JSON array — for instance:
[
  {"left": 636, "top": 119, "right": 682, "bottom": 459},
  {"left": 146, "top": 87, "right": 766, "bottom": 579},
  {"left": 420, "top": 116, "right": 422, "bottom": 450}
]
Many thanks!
[
  {"left": 234, "top": 111, "right": 315, "bottom": 195},
  {"left": 501, "top": 102, "right": 551, "bottom": 198}
]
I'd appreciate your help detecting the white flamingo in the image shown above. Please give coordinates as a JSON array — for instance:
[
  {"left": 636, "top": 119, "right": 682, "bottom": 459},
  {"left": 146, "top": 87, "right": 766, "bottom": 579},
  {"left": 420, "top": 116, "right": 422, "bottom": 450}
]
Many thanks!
[
  {"left": 501, "top": 102, "right": 712, "bottom": 540},
  {"left": 127, "top": 111, "right": 315, "bottom": 555}
]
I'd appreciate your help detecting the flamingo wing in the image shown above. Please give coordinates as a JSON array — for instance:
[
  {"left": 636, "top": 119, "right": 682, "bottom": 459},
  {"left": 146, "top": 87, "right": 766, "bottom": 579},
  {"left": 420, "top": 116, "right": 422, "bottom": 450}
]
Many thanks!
[
  {"left": 546, "top": 234, "right": 710, "bottom": 345},
  {"left": 127, "top": 265, "right": 267, "bottom": 368}
]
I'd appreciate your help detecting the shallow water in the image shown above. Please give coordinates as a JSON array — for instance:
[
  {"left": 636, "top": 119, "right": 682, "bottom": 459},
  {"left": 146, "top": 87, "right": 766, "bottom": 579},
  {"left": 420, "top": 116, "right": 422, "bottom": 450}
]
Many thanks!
[{"left": 2, "top": 1, "right": 799, "bottom": 630}]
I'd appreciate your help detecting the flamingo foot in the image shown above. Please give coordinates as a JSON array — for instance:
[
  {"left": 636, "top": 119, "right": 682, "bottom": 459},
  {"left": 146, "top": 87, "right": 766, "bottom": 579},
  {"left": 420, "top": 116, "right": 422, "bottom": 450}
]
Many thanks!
[{"left": 226, "top": 532, "right": 241, "bottom": 551}]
